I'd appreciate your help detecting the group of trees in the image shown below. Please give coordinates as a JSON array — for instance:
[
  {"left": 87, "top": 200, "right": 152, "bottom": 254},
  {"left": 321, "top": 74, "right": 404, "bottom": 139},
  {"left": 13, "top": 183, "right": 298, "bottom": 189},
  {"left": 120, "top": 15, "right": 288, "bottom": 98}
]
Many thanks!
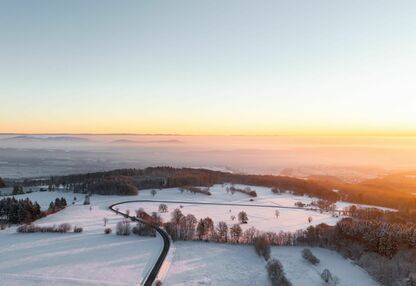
[
  {"left": 164, "top": 209, "right": 198, "bottom": 240},
  {"left": 163, "top": 208, "right": 304, "bottom": 246},
  {"left": 299, "top": 218, "right": 416, "bottom": 259},
  {"left": 84, "top": 176, "right": 138, "bottom": 195},
  {"left": 0, "top": 196, "right": 69, "bottom": 226},
  {"left": 0, "top": 197, "right": 42, "bottom": 224},
  {"left": 335, "top": 218, "right": 416, "bottom": 258},
  {"left": 266, "top": 258, "right": 292, "bottom": 286},
  {"left": 163, "top": 208, "right": 258, "bottom": 243},
  {"left": 12, "top": 186, "right": 24, "bottom": 195},
  {"left": 0, "top": 177, "right": 5, "bottom": 188},
  {"left": 310, "top": 199, "right": 337, "bottom": 212},
  {"left": 17, "top": 167, "right": 416, "bottom": 210},
  {"left": 346, "top": 205, "right": 416, "bottom": 225},
  {"left": 17, "top": 223, "right": 75, "bottom": 233},
  {"left": 48, "top": 197, "right": 67, "bottom": 213},
  {"left": 132, "top": 221, "right": 156, "bottom": 237},
  {"left": 302, "top": 248, "right": 320, "bottom": 265},
  {"left": 254, "top": 235, "right": 271, "bottom": 260},
  {"left": 179, "top": 186, "right": 212, "bottom": 196},
  {"left": 296, "top": 215, "right": 416, "bottom": 285},
  {"left": 116, "top": 219, "right": 131, "bottom": 235},
  {"left": 114, "top": 209, "right": 161, "bottom": 237},
  {"left": 226, "top": 186, "right": 257, "bottom": 197}
]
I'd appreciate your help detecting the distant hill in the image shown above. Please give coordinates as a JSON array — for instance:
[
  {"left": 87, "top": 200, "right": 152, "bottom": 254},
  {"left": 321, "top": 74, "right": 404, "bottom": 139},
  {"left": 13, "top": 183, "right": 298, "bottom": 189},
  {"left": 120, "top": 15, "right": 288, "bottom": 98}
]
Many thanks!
[
  {"left": 110, "top": 139, "right": 183, "bottom": 144},
  {"left": 3, "top": 136, "right": 90, "bottom": 143}
]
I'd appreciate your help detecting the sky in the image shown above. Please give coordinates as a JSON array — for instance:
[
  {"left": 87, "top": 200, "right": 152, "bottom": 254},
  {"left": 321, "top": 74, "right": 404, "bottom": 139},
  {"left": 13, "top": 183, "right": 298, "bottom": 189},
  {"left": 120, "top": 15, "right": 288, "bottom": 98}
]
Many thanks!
[{"left": 0, "top": 0, "right": 415, "bottom": 135}]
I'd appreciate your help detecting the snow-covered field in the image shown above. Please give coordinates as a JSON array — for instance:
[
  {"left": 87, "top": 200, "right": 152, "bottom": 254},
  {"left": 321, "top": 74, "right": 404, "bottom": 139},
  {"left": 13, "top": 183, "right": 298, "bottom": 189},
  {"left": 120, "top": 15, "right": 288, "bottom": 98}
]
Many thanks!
[
  {"left": 0, "top": 184, "right": 383, "bottom": 285},
  {"left": 119, "top": 200, "right": 338, "bottom": 233},
  {"left": 165, "top": 241, "right": 269, "bottom": 285},
  {"left": 271, "top": 247, "right": 378, "bottom": 286},
  {"left": 0, "top": 193, "right": 162, "bottom": 286},
  {"left": 164, "top": 242, "right": 378, "bottom": 286},
  {"left": 117, "top": 184, "right": 380, "bottom": 233}
]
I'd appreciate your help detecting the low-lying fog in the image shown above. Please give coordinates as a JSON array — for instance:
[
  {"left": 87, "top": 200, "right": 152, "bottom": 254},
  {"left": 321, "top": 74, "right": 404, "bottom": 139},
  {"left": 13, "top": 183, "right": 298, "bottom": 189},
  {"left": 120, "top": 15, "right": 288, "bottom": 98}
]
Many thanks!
[{"left": 1, "top": 134, "right": 416, "bottom": 180}]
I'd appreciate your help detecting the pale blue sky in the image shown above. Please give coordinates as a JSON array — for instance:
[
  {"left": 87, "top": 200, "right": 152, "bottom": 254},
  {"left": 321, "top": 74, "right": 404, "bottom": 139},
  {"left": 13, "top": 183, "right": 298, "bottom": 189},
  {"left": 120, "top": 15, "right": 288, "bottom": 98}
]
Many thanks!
[{"left": 1, "top": 0, "right": 415, "bottom": 134}]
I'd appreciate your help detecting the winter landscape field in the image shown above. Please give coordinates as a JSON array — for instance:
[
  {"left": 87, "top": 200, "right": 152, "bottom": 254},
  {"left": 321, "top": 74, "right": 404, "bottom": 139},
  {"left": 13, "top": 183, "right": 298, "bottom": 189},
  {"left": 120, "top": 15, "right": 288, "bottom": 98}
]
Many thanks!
[
  {"left": 0, "top": 184, "right": 384, "bottom": 285},
  {"left": 2, "top": 1, "right": 416, "bottom": 285}
]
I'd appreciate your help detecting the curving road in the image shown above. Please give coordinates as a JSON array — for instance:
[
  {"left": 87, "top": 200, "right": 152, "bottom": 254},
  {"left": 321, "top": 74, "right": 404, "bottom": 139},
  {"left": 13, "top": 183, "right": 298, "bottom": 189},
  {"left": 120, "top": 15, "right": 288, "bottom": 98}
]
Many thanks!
[
  {"left": 109, "top": 202, "right": 171, "bottom": 286},
  {"left": 110, "top": 199, "right": 331, "bottom": 211},
  {"left": 109, "top": 199, "right": 339, "bottom": 286}
]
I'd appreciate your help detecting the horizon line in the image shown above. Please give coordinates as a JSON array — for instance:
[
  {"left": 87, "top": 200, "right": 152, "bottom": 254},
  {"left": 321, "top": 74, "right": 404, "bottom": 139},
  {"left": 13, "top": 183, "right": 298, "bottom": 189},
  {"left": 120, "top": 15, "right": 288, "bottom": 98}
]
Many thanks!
[{"left": 1, "top": 132, "right": 416, "bottom": 137}]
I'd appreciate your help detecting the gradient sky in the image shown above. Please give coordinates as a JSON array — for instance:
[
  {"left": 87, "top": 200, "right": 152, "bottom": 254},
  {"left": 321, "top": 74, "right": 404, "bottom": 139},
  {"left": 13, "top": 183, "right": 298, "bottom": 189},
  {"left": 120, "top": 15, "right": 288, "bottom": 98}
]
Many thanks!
[{"left": 1, "top": 0, "right": 415, "bottom": 135}]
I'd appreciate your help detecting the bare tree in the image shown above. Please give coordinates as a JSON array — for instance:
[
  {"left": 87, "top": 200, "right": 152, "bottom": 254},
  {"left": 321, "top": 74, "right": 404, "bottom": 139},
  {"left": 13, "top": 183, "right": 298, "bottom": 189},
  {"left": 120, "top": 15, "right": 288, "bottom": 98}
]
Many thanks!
[
  {"left": 275, "top": 210, "right": 280, "bottom": 220},
  {"left": 321, "top": 269, "right": 332, "bottom": 283},
  {"left": 216, "top": 221, "right": 228, "bottom": 242},
  {"left": 238, "top": 211, "right": 248, "bottom": 224},
  {"left": 158, "top": 203, "right": 168, "bottom": 213},
  {"left": 230, "top": 224, "right": 242, "bottom": 243}
]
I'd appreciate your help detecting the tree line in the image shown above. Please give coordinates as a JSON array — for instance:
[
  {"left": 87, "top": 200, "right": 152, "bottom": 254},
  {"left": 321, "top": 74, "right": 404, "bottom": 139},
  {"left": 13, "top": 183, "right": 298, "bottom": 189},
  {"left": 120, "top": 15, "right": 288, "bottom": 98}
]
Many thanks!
[
  {"left": 0, "top": 197, "right": 67, "bottom": 225},
  {"left": 0, "top": 177, "right": 5, "bottom": 188},
  {"left": 10, "top": 166, "right": 416, "bottom": 209}
]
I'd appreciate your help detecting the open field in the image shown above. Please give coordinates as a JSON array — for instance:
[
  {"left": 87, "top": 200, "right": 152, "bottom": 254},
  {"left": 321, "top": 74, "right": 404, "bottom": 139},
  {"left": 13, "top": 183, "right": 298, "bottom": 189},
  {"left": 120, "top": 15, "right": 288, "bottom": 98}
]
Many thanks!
[
  {"left": 164, "top": 242, "right": 378, "bottom": 286},
  {"left": 0, "top": 184, "right": 384, "bottom": 285},
  {"left": 0, "top": 193, "right": 162, "bottom": 286}
]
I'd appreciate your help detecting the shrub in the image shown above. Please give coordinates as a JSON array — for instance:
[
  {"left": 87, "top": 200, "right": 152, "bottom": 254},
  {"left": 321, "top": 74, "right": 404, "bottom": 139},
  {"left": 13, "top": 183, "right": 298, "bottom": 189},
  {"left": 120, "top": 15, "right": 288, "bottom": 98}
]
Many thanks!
[
  {"left": 180, "top": 186, "right": 211, "bottom": 196},
  {"left": 12, "top": 185, "right": 24, "bottom": 195},
  {"left": 132, "top": 222, "right": 156, "bottom": 237},
  {"left": 254, "top": 235, "right": 271, "bottom": 260},
  {"left": 302, "top": 248, "right": 320, "bottom": 265},
  {"left": 238, "top": 211, "right": 248, "bottom": 224},
  {"left": 17, "top": 223, "right": 72, "bottom": 233},
  {"left": 57, "top": 223, "right": 71, "bottom": 233},
  {"left": 295, "top": 201, "right": 305, "bottom": 208},
  {"left": 321, "top": 269, "right": 339, "bottom": 285},
  {"left": 158, "top": 204, "right": 168, "bottom": 213},
  {"left": 266, "top": 258, "right": 292, "bottom": 286},
  {"left": 83, "top": 195, "right": 90, "bottom": 205},
  {"left": 116, "top": 220, "right": 131, "bottom": 236},
  {"left": 104, "top": 227, "right": 112, "bottom": 234},
  {"left": 321, "top": 269, "right": 332, "bottom": 283},
  {"left": 73, "top": 226, "right": 83, "bottom": 233}
]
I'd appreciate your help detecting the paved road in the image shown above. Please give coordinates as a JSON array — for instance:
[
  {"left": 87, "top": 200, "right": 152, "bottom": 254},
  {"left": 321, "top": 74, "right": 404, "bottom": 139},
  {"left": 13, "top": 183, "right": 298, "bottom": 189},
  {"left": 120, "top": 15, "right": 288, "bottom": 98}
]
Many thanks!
[
  {"left": 112, "top": 199, "right": 330, "bottom": 211},
  {"left": 109, "top": 202, "right": 171, "bottom": 286}
]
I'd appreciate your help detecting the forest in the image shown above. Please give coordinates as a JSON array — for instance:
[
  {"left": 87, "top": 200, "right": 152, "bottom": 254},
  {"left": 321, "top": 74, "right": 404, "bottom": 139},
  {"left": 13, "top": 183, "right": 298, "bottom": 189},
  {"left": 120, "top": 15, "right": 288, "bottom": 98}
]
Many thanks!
[
  {"left": 0, "top": 197, "right": 67, "bottom": 225},
  {"left": 8, "top": 167, "right": 414, "bottom": 210}
]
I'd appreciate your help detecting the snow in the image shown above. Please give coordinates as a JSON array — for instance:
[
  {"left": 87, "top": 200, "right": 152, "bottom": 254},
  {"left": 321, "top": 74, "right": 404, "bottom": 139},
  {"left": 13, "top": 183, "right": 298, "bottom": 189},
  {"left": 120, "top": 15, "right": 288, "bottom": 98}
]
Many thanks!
[
  {"left": 164, "top": 242, "right": 378, "bottom": 286},
  {"left": 117, "top": 183, "right": 388, "bottom": 233},
  {"left": 0, "top": 183, "right": 384, "bottom": 285},
  {"left": 119, "top": 200, "right": 338, "bottom": 233},
  {"left": 0, "top": 192, "right": 162, "bottom": 286},
  {"left": 271, "top": 247, "right": 379, "bottom": 286},
  {"left": 164, "top": 241, "right": 269, "bottom": 286}
]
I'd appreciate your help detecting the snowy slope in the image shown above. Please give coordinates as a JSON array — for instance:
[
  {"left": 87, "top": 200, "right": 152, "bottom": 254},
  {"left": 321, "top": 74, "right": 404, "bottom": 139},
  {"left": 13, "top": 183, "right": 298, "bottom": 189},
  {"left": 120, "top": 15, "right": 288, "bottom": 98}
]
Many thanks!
[
  {"left": 0, "top": 184, "right": 384, "bottom": 285},
  {"left": 164, "top": 242, "right": 379, "bottom": 286},
  {"left": 0, "top": 193, "right": 162, "bottom": 286},
  {"left": 271, "top": 247, "right": 379, "bottom": 286}
]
